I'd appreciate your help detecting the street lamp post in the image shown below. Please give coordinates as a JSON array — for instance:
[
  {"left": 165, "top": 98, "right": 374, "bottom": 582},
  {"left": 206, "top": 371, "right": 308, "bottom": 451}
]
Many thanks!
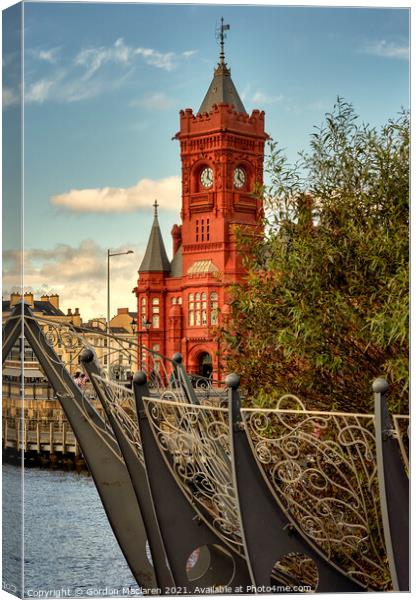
[
  {"left": 139, "top": 318, "right": 151, "bottom": 371},
  {"left": 107, "top": 248, "right": 134, "bottom": 377}
]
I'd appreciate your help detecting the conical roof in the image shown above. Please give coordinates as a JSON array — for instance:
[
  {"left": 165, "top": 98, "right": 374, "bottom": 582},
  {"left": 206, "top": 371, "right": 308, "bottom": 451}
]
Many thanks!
[
  {"left": 199, "top": 62, "right": 246, "bottom": 114},
  {"left": 139, "top": 202, "right": 171, "bottom": 273},
  {"left": 198, "top": 20, "right": 246, "bottom": 115}
]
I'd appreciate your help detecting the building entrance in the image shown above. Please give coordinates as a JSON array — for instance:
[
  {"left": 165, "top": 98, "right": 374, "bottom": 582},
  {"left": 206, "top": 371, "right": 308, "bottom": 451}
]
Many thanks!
[{"left": 198, "top": 352, "right": 213, "bottom": 378}]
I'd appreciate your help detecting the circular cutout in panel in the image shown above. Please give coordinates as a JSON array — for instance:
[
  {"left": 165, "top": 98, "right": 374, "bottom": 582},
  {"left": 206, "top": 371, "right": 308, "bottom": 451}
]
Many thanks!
[
  {"left": 271, "top": 553, "right": 319, "bottom": 592},
  {"left": 186, "top": 544, "right": 235, "bottom": 587},
  {"left": 145, "top": 539, "right": 154, "bottom": 567}
]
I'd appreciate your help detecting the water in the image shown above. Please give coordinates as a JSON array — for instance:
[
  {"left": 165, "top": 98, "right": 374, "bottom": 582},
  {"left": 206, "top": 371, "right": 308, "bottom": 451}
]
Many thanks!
[{"left": 2, "top": 463, "right": 138, "bottom": 598}]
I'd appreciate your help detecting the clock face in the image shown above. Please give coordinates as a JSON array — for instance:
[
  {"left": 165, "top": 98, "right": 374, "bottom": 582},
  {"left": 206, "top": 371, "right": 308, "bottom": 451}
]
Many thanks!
[
  {"left": 234, "top": 167, "right": 246, "bottom": 189},
  {"left": 200, "top": 167, "right": 214, "bottom": 189}
]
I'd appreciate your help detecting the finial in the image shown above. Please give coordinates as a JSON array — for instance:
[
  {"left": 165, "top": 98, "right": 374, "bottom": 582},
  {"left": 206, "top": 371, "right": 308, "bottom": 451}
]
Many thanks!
[
  {"left": 217, "top": 17, "right": 230, "bottom": 65},
  {"left": 153, "top": 199, "right": 159, "bottom": 217}
]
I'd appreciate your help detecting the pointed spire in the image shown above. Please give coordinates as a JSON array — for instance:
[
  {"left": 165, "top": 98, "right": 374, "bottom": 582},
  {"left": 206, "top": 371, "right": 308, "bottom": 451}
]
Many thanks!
[
  {"left": 198, "top": 19, "right": 246, "bottom": 115},
  {"left": 139, "top": 202, "right": 171, "bottom": 273}
]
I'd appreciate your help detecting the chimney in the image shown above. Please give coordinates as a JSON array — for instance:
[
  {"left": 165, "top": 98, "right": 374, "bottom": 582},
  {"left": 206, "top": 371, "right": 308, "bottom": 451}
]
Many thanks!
[
  {"left": 23, "top": 292, "right": 34, "bottom": 307},
  {"left": 117, "top": 308, "right": 129, "bottom": 315},
  {"left": 171, "top": 224, "right": 182, "bottom": 256},
  {"left": 10, "top": 293, "right": 21, "bottom": 307},
  {"left": 49, "top": 294, "right": 59, "bottom": 309},
  {"left": 74, "top": 308, "right": 80, "bottom": 316},
  {"left": 41, "top": 295, "right": 49, "bottom": 302},
  {"left": 67, "top": 308, "right": 73, "bottom": 316}
]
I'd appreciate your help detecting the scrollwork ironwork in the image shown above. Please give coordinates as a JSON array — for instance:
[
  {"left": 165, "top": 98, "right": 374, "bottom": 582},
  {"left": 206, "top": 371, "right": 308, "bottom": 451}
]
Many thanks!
[
  {"left": 392, "top": 414, "right": 409, "bottom": 473},
  {"left": 241, "top": 402, "right": 391, "bottom": 590},
  {"left": 91, "top": 373, "right": 144, "bottom": 465},
  {"left": 143, "top": 396, "right": 244, "bottom": 556}
]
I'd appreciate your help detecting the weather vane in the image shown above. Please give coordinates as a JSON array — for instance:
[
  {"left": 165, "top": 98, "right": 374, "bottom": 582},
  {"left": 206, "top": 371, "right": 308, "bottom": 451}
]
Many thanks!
[{"left": 216, "top": 17, "right": 230, "bottom": 64}]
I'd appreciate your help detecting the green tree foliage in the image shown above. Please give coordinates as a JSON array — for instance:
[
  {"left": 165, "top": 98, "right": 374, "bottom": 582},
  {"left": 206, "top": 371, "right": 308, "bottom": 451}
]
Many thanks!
[{"left": 222, "top": 99, "right": 409, "bottom": 413}]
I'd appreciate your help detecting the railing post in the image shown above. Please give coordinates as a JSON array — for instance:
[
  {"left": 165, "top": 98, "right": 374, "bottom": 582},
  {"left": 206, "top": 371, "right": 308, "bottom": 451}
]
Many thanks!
[
  {"left": 373, "top": 378, "right": 409, "bottom": 591},
  {"left": 132, "top": 370, "right": 151, "bottom": 417},
  {"left": 171, "top": 352, "right": 199, "bottom": 405}
]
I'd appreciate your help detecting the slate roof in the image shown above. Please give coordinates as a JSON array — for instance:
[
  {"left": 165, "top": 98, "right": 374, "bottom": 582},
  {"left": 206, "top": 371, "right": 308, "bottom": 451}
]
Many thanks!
[
  {"left": 110, "top": 326, "right": 130, "bottom": 334},
  {"left": 170, "top": 246, "right": 183, "bottom": 278},
  {"left": 139, "top": 213, "right": 171, "bottom": 273},
  {"left": 199, "top": 62, "right": 246, "bottom": 115},
  {"left": 2, "top": 299, "right": 65, "bottom": 317}
]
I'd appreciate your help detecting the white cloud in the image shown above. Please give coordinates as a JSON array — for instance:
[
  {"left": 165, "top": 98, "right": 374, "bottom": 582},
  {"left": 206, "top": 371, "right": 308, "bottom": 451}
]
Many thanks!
[
  {"left": 3, "top": 240, "right": 142, "bottom": 320},
  {"left": 134, "top": 47, "right": 176, "bottom": 71},
  {"left": 25, "top": 77, "right": 57, "bottom": 104},
  {"left": 23, "top": 38, "right": 198, "bottom": 105},
  {"left": 75, "top": 38, "right": 133, "bottom": 80},
  {"left": 32, "top": 47, "right": 61, "bottom": 64},
  {"left": 130, "top": 92, "right": 174, "bottom": 111},
  {"left": 251, "top": 90, "right": 283, "bottom": 105},
  {"left": 240, "top": 84, "right": 283, "bottom": 106},
  {"left": 73, "top": 38, "right": 179, "bottom": 76},
  {"left": 49, "top": 176, "right": 181, "bottom": 213},
  {"left": 3, "top": 86, "right": 19, "bottom": 108},
  {"left": 362, "top": 40, "right": 409, "bottom": 60},
  {"left": 182, "top": 50, "right": 198, "bottom": 58}
]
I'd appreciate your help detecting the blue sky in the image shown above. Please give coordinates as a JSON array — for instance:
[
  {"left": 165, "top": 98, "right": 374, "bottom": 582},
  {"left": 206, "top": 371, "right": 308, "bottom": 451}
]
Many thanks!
[{"left": 2, "top": 2, "right": 410, "bottom": 318}]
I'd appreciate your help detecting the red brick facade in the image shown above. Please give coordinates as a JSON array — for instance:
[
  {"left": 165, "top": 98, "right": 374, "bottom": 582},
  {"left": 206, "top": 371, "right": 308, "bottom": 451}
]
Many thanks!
[{"left": 134, "top": 60, "right": 267, "bottom": 378}]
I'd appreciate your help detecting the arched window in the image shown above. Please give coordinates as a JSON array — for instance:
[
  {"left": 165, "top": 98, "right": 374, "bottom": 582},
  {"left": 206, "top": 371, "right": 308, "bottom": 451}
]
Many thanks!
[
  {"left": 202, "top": 292, "right": 207, "bottom": 325},
  {"left": 141, "top": 297, "right": 146, "bottom": 321},
  {"left": 188, "top": 294, "right": 195, "bottom": 326},
  {"left": 178, "top": 297, "right": 183, "bottom": 305},
  {"left": 195, "top": 293, "right": 201, "bottom": 325},
  {"left": 171, "top": 297, "right": 177, "bottom": 304},
  {"left": 210, "top": 292, "right": 218, "bottom": 325},
  {"left": 152, "top": 297, "right": 160, "bottom": 328}
]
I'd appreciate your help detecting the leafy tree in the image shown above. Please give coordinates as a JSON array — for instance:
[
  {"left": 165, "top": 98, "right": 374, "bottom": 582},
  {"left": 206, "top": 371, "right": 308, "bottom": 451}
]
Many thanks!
[{"left": 221, "top": 98, "right": 409, "bottom": 413}]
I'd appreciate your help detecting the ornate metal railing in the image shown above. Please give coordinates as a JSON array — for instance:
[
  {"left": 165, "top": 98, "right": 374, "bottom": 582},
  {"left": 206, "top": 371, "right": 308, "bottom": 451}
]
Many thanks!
[
  {"left": 90, "top": 373, "right": 144, "bottom": 465},
  {"left": 2, "top": 307, "right": 409, "bottom": 593},
  {"left": 143, "top": 394, "right": 244, "bottom": 557},
  {"left": 20, "top": 314, "right": 174, "bottom": 389},
  {"left": 392, "top": 414, "right": 409, "bottom": 473},
  {"left": 241, "top": 394, "right": 387, "bottom": 589}
]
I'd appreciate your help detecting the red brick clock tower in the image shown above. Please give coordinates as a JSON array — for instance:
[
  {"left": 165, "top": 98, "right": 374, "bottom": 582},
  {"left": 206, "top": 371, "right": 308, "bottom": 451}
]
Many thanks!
[{"left": 134, "top": 23, "right": 268, "bottom": 378}]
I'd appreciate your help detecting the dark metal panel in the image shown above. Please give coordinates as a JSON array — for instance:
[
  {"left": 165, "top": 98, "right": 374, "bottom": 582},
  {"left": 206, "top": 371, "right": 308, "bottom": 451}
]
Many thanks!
[
  {"left": 21, "top": 305, "right": 157, "bottom": 590},
  {"left": 133, "top": 372, "right": 252, "bottom": 592},
  {"left": 374, "top": 378, "right": 409, "bottom": 591},
  {"left": 227, "top": 375, "right": 364, "bottom": 593},
  {"left": 81, "top": 348, "right": 174, "bottom": 590},
  {"left": 2, "top": 306, "right": 22, "bottom": 363}
]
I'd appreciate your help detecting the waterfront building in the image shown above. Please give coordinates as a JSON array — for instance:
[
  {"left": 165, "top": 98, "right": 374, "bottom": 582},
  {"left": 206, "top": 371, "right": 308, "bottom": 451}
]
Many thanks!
[
  {"left": 2, "top": 294, "right": 137, "bottom": 417},
  {"left": 2, "top": 293, "right": 76, "bottom": 420},
  {"left": 83, "top": 308, "right": 137, "bottom": 379},
  {"left": 134, "top": 39, "right": 268, "bottom": 378}
]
